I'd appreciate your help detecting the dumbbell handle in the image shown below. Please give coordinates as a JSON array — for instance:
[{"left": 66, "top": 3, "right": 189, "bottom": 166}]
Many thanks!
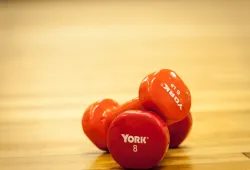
[{"left": 106, "top": 97, "right": 144, "bottom": 128}]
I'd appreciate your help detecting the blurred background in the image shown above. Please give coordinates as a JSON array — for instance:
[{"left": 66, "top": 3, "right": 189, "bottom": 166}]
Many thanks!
[
  {"left": 1, "top": 0, "right": 249, "bottom": 113},
  {"left": 0, "top": 0, "right": 250, "bottom": 164},
  {"left": 0, "top": 0, "right": 250, "bottom": 111}
]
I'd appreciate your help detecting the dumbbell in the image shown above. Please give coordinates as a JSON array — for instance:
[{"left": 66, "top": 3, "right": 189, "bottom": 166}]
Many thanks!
[
  {"left": 106, "top": 111, "right": 192, "bottom": 169},
  {"left": 81, "top": 69, "right": 191, "bottom": 151},
  {"left": 107, "top": 110, "right": 170, "bottom": 169}
]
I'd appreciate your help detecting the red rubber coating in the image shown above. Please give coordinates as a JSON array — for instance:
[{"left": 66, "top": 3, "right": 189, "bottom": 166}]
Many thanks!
[
  {"left": 107, "top": 110, "right": 170, "bottom": 169},
  {"left": 82, "top": 99, "right": 119, "bottom": 150},
  {"left": 139, "top": 69, "right": 191, "bottom": 125},
  {"left": 168, "top": 112, "right": 192, "bottom": 148}
]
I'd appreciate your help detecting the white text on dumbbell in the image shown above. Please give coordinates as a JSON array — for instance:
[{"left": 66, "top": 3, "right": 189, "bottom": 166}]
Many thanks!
[
  {"left": 121, "top": 134, "right": 149, "bottom": 152},
  {"left": 161, "top": 83, "right": 183, "bottom": 111},
  {"left": 121, "top": 134, "right": 149, "bottom": 144}
]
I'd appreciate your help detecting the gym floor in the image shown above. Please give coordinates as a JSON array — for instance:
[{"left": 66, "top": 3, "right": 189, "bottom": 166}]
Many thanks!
[{"left": 1, "top": 0, "right": 250, "bottom": 169}]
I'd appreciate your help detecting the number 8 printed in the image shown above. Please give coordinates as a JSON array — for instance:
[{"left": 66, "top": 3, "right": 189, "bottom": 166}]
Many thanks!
[{"left": 133, "top": 145, "right": 138, "bottom": 152}]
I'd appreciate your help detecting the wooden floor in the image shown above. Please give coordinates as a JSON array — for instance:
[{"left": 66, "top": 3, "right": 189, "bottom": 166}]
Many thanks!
[{"left": 1, "top": 0, "right": 250, "bottom": 169}]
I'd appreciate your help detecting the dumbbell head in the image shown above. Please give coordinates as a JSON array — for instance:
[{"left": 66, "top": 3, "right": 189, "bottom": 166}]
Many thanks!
[
  {"left": 81, "top": 99, "right": 119, "bottom": 151},
  {"left": 107, "top": 110, "right": 170, "bottom": 169},
  {"left": 168, "top": 112, "right": 192, "bottom": 148},
  {"left": 139, "top": 69, "right": 191, "bottom": 124}
]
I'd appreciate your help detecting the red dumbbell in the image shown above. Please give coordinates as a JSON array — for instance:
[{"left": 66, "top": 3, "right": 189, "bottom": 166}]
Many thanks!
[
  {"left": 81, "top": 69, "right": 191, "bottom": 151},
  {"left": 106, "top": 112, "right": 193, "bottom": 169},
  {"left": 107, "top": 110, "right": 170, "bottom": 169}
]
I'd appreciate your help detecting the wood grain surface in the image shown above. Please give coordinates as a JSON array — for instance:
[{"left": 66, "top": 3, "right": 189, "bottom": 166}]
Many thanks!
[{"left": 1, "top": 0, "right": 250, "bottom": 169}]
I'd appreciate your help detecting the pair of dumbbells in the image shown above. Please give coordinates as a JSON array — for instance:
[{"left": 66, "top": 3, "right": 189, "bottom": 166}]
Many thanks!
[{"left": 81, "top": 69, "right": 192, "bottom": 169}]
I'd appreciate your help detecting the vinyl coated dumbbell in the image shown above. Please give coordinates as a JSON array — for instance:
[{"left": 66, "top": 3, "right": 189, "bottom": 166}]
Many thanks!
[
  {"left": 107, "top": 110, "right": 170, "bottom": 169},
  {"left": 106, "top": 112, "right": 192, "bottom": 169}
]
